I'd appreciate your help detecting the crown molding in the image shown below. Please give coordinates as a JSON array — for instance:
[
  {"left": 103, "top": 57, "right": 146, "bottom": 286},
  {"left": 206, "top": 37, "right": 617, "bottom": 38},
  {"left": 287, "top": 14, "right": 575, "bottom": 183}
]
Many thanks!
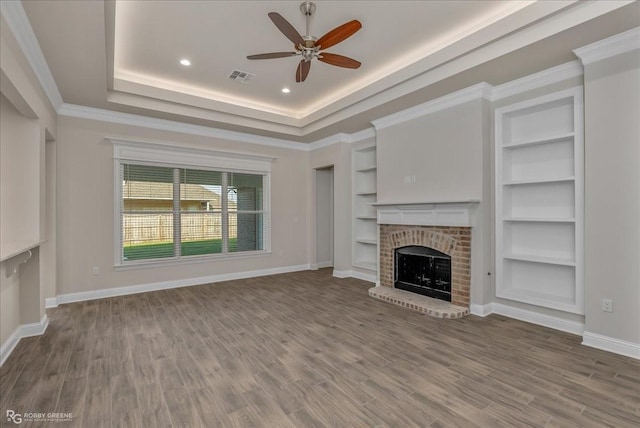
[
  {"left": 307, "top": 133, "right": 351, "bottom": 151},
  {"left": 368, "top": 59, "right": 585, "bottom": 130},
  {"left": 573, "top": 26, "right": 640, "bottom": 65},
  {"left": 491, "top": 60, "right": 584, "bottom": 101},
  {"left": 108, "top": 137, "right": 276, "bottom": 163},
  {"left": 371, "top": 82, "right": 493, "bottom": 131},
  {"left": 60, "top": 102, "right": 379, "bottom": 153},
  {"left": 58, "top": 103, "right": 308, "bottom": 151},
  {"left": 0, "top": 0, "right": 63, "bottom": 110}
]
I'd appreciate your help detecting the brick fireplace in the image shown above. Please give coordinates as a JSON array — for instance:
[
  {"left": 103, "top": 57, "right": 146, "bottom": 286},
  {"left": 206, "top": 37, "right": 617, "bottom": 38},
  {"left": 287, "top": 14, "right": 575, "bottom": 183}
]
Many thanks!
[
  {"left": 379, "top": 225, "right": 471, "bottom": 308},
  {"left": 370, "top": 202, "right": 477, "bottom": 317}
]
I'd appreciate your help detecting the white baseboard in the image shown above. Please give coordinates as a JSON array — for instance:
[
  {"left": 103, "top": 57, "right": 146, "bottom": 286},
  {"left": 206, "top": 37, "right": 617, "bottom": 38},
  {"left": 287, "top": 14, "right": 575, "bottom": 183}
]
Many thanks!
[
  {"left": 349, "top": 270, "right": 376, "bottom": 283},
  {"left": 582, "top": 331, "right": 640, "bottom": 360},
  {"left": 332, "top": 269, "right": 350, "bottom": 278},
  {"left": 55, "top": 264, "right": 311, "bottom": 306},
  {"left": 470, "top": 302, "right": 494, "bottom": 317},
  {"left": 45, "top": 297, "right": 58, "bottom": 308},
  {"left": 331, "top": 269, "right": 376, "bottom": 283},
  {"left": 332, "top": 269, "right": 376, "bottom": 283},
  {"left": 0, "top": 330, "right": 20, "bottom": 368},
  {"left": 489, "top": 302, "right": 585, "bottom": 336},
  {"left": 316, "top": 261, "right": 333, "bottom": 269},
  {"left": 463, "top": 303, "right": 638, "bottom": 359},
  {"left": 0, "top": 314, "right": 48, "bottom": 367}
]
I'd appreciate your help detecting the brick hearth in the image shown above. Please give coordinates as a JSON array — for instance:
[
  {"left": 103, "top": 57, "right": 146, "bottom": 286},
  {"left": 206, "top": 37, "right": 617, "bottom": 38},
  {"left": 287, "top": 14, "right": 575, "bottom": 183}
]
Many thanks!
[{"left": 379, "top": 225, "right": 471, "bottom": 308}]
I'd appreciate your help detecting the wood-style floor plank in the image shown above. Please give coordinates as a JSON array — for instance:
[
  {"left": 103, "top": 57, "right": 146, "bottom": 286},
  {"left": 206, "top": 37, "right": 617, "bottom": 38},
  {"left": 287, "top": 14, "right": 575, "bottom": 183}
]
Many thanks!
[{"left": 1, "top": 269, "right": 638, "bottom": 427}]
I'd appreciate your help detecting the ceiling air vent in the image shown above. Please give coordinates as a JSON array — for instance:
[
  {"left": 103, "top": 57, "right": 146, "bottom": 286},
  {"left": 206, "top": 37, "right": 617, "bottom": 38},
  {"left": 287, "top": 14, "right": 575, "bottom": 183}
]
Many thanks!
[{"left": 229, "top": 69, "right": 255, "bottom": 83}]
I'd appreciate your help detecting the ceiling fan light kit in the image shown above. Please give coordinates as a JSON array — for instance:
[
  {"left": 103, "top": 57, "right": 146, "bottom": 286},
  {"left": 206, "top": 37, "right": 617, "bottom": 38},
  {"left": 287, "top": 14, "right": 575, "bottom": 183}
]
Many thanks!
[{"left": 247, "top": 1, "right": 362, "bottom": 83}]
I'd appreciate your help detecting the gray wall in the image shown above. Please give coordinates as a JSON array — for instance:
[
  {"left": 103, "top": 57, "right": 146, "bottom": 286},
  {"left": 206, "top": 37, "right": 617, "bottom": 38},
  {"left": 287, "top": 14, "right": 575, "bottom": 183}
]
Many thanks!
[
  {"left": 315, "top": 168, "right": 334, "bottom": 267},
  {"left": 376, "top": 99, "right": 484, "bottom": 204},
  {"left": 583, "top": 50, "right": 640, "bottom": 344},
  {"left": 55, "top": 116, "right": 311, "bottom": 295},
  {"left": 309, "top": 142, "right": 352, "bottom": 272},
  {"left": 0, "top": 22, "right": 57, "bottom": 349}
]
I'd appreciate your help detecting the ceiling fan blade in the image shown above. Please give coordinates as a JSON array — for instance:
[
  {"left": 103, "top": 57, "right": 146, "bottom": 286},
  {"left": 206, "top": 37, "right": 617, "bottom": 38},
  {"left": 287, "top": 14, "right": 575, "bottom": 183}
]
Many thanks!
[
  {"left": 296, "top": 60, "right": 311, "bottom": 82},
  {"left": 315, "top": 20, "right": 362, "bottom": 50},
  {"left": 318, "top": 53, "right": 361, "bottom": 69},
  {"left": 247, "top": 52, "right": 298, "bottom": 60},
  {"left": 268, "top": 12, "right": 304, "bottom": 46}
]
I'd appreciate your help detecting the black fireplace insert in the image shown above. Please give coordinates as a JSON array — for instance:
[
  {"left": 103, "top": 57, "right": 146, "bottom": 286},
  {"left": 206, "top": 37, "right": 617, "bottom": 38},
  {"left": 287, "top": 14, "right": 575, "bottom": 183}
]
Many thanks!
[{"left": 394, "top": 246, "right": 452, "bottom": 301}]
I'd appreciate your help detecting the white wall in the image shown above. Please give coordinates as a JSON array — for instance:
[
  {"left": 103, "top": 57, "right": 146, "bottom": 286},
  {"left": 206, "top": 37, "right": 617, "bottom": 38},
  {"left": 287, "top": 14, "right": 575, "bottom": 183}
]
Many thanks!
[
  {"left": 0, "top": 88, "right": 46, "bottom": 351},
  {"left": 315, "top": 167, "right": 333, "bottom": 267},
  {"left": 0, "top": 263, "right": 20, "bottom": 351},
  {"left": 376, "top": 99, "right": 484, "bottom": 204},
  {"left": 583, "top": 49, "right": 640, "bottom": 345},
  {"left": 0, "top": 19, "right": 57, "bottom": 356},
  {"left": 55, "top": 115, "right": 311, "bottom": 296},
  {"left": 0, "top": 93, "right": 41, "bottom": 257}
]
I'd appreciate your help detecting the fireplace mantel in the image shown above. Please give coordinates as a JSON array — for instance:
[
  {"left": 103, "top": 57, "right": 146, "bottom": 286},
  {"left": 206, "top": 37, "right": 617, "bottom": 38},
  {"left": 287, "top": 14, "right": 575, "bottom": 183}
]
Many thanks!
[{"left": 373, "top": 200, "right": 479, "bottom": 227}]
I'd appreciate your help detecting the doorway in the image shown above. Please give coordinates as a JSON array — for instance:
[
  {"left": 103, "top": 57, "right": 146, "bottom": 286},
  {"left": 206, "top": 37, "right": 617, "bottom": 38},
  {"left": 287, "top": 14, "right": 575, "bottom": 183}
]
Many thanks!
[{"left": 315, "top": 167, "right": 334, "bottom": 268}]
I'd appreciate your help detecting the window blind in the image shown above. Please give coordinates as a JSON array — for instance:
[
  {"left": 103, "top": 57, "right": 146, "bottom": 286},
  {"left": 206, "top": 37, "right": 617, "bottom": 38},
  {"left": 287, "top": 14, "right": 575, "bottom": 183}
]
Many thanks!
[{"left": 120, "top": 163, "right": 268, "bottom": 264}]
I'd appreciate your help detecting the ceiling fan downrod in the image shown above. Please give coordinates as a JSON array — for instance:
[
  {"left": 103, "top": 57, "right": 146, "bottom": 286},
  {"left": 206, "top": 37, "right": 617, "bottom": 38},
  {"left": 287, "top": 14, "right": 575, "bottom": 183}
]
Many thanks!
[
  {"left": 299, "top": 2, "right": 318, "bottom": 61},
  {"left": 300, "top": 1, "right": 316, "bottom": 41}
]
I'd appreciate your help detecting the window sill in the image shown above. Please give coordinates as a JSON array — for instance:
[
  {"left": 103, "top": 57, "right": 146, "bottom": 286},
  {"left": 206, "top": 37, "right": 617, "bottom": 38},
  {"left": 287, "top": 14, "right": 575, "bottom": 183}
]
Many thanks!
[{"left": 114, "top": 250, "right": 272, "bottom": 271}]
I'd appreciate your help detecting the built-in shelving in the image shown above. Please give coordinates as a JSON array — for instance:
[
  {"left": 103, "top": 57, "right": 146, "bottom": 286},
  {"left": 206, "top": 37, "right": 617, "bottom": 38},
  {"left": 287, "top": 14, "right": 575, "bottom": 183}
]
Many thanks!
[
  {"left": 503, "top": 177, "right": 575, "bottom": 186},
  {"left": 495, "top": 87, "right": 584, "bottom": 314},
  {"left": 352, "top": 141, "right": 378, "bottom": 272},
  {"left": 502, "top": 132, "right": 575, "bottom": 149},
  {"left": 503, "top": 218, "right": 576, "bottom": 223}
]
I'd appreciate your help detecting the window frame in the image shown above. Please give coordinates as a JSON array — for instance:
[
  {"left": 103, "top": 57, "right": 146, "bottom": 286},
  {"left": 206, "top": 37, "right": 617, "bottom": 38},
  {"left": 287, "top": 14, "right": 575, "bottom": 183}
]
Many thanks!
[{"left": 111, "top": 138, "right": 273, "bottom": 269}]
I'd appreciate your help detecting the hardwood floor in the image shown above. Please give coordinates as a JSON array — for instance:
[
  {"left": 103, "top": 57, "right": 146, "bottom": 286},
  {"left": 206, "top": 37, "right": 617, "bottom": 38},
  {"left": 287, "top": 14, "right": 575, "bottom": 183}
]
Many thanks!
[{"left": 1, "top": 269, "right": 638, "bottom": 427}]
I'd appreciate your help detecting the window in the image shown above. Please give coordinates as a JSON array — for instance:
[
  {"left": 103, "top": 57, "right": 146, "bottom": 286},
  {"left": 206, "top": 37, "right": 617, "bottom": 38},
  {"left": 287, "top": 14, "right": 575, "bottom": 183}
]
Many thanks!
[{"left": 112, "top": 139, "right": 272, "bottom": 266}]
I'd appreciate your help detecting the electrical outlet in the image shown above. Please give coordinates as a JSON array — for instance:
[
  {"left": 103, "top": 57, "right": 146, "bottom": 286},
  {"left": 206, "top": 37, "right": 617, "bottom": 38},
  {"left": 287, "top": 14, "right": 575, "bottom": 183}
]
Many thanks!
[
  {"left": 601, "top": 298, "right": 613, "bottom": 313},
  {"left": 92, "top": 266, "right": 100, "bottom": 275}
]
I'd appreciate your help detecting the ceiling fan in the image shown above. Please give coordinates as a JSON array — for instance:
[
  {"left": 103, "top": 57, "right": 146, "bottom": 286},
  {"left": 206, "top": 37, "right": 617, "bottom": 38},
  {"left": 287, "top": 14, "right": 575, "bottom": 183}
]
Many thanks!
[{"left": 247, "top": 1, "right": 362, "bottom": 83}]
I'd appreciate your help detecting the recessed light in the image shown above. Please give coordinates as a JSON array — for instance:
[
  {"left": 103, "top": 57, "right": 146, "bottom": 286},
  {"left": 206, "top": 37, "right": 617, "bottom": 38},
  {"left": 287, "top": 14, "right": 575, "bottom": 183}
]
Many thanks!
[
  {"left": 180, "top": 59, "right": 191, "bottom": 66},
  {"left": 281, "top": 88, "right": 290, "bottom": 94}
]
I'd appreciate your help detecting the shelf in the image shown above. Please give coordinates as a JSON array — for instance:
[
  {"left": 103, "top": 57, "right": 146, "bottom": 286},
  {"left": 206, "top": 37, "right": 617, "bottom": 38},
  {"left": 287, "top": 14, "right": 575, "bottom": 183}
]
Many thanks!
[
  {"left": 503, "top": 181, "right": 574, "bottom": 219},
  {"left": 503, "top": 177, "right": 575, "bottom": 186},
  {"left": 497, "top": 288, "right": 579, "bottom": 314},
  {"left": 504, "top": 221, "right": 575, "bottom": 261},
  {"left": 503, "top": 132, "right": 574, "bottom": 149},
  {"left": 503, "top": 217, "right": 575, "bottom": 223},
  {"left": 504, "top": 254, "right": 575, "bottom": 266},
  {"left": 356, "top": 166, "right": 377, "bottom": 173},
  {"left": 1, "top": 240, "right": 46, "bottom": 262},
  {"left": 499, "top": 259, "right": 580, "bottom": 313},
  {"left": 355, "top": 239, "right": 377, "bottom": 245},
  {"left": 503, "top": 140, "right": 574, "bottom": 182}
]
